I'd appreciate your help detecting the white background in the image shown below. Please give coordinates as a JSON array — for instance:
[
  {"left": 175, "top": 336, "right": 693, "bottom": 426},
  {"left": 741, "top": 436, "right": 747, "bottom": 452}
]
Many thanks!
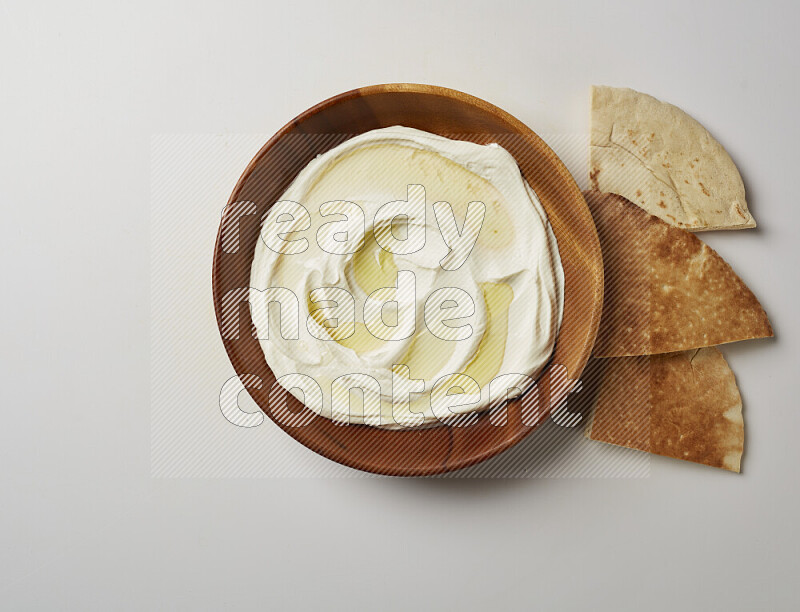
[{"left": 2, "top": 0, "right": 798, "bottom": 609}]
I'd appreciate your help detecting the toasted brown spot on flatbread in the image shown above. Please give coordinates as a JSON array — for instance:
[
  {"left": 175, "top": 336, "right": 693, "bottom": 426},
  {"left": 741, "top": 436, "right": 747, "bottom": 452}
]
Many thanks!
[
  {"left": 585, "top": 348, "right": 744, "bottom": 472},
  {"left": 584, "top": 190, "right": 773, "bottom": 358},
  {"left": 589, "top": 167, "right": 600, "bottom": 190}
]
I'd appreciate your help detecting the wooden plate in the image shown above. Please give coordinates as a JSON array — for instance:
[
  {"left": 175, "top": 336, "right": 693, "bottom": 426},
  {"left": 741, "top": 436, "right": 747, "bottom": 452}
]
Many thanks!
[{"left": 212, "top": 83, "right": 603, "bottom": 476}]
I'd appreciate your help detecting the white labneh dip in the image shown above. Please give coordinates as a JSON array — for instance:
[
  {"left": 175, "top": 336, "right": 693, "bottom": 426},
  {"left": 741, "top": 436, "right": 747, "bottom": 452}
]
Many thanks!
[{"left": 250, "top": 126, "right": 564, "bottom": 428}]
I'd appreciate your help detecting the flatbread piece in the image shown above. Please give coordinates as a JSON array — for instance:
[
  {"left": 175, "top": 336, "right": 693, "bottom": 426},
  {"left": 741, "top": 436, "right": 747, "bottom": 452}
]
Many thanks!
[
  {"left": 590, "top": 85, "right": 755, "bottom": 231},
  {"left": 585, "top": 348, "right": 744, "bottom": 472},
  {"left": 585, "top": 190, "right": 772, "bottom": 357}
]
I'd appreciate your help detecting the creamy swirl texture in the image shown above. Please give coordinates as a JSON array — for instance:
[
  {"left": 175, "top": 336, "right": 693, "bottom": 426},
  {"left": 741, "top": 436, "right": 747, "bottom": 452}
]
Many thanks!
[{"left": 250, "top": 127, "right": 564, "bottom": 428}]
